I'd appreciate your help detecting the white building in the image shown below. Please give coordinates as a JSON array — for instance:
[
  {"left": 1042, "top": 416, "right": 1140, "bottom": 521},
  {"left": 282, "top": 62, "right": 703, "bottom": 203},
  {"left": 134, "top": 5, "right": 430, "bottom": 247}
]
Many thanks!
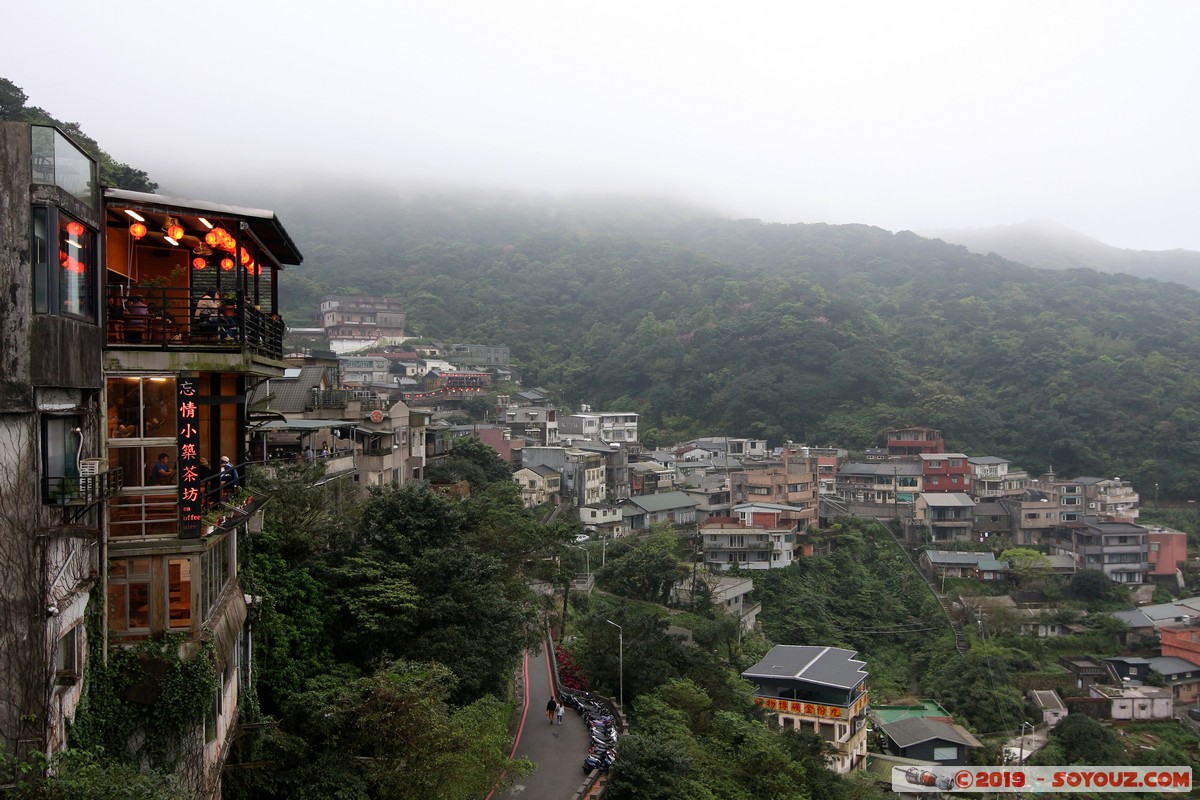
[{"left": 559, "top": 412, "right": 639, "bottom": 444}]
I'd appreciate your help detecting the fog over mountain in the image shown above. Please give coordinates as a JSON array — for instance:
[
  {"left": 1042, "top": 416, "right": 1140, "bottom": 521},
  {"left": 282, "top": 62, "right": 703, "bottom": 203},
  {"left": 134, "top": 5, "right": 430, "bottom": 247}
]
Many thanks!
[{"left": 924, "top": 221, "right": 1200, "bottom": 289}]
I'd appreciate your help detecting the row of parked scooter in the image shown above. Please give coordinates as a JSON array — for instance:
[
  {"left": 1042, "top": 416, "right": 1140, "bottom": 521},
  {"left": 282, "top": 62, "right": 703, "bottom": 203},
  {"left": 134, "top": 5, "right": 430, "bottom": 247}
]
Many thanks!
[{"left": 561, "top": 690, "right": 619, "bottom": 774}]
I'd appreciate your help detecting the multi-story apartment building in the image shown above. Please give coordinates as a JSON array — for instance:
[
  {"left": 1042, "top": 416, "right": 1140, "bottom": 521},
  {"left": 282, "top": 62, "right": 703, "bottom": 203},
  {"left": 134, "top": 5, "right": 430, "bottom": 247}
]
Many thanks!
[
  {"left": 503, "top": 406, "right": 558, "bottom": 446},
  {"left": 1050, "top": 516, "right": 1150, "bottom": 584},
  {"left": 729, "top": 463, "right": 818, "bottom": 529},
  {"left": 512, "top": 465, "right": 561, "bottom": 508},
  {"left": 968, "top": 456, "right": 1028, "bottom": 499},
  {"left": 100, "top": 184, "right": 304, "bottom": 795},
  {"left": 742, "top": 645, "right": 870, "bottom": 773},
  {"left": 319, "top": 295, "right": 406, "bottom": 353},
  {"left": 447, "top": 343, "right": 510, "bottom": 368},
  {"left": 559, "top": 412, "right": 639, "bottom": 445},
  {"left": 699, "top": 520, "right": 798, "bottom": 571},
  {"left": 914, "top": 493, "right": 976, "bottom": 543},
  {"left": 339, "top": 355, "right": 391, "bottom": 386},
  {"left": 919, "top": 452, "right": 972, "bottom": 493},
  {"left": 885, "top": 427, "right": 944, "bottom": 456},
  {"left": 835, "top": 461, "right": 922, "bottom": 505},
  {"left": 0, "top": 123, "right": 119, "bottom": 763},
  {"left": 521, "top": 446, "right": 605, "bottom": 507},
  {"left": 692, "top": 437, "right": 768, "bottom": 459},
  {"left": 1073, "top": 476, "right": 1140, "bottom": 520}
]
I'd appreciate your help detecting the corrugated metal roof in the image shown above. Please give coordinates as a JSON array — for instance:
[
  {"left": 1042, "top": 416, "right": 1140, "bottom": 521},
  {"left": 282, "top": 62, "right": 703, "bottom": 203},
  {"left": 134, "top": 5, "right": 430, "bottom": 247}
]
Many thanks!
[
  {"left": 742, "top": 645, "right": 867, "bottom": 690},
  {"left": 631, "top": 492, "right": 699, "bottom": 513},
  {"left": 882, "top": 717, "right": 982, "bottom": 749},
  {"left": 105, "top": 187, "right": 303, "bottom": 265}
]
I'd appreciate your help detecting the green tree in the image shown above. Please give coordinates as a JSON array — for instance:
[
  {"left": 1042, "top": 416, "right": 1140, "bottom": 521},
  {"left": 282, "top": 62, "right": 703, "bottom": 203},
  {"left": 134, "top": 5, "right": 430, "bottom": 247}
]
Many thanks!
[
  {"left": 1044, "top": 713, "right": 1124, "bottom": 765},
  {"left": 999, "top": 547, "right": 1052, "bottom": 589},
  {"left": 596, "top": 524, "right": 689, "bottom": 604},
  {"left": 246, "top": 660, "right": 531, "bottom": 800},
  {"left": 0, "top": 748, "right": 189, "bottom": 800}
]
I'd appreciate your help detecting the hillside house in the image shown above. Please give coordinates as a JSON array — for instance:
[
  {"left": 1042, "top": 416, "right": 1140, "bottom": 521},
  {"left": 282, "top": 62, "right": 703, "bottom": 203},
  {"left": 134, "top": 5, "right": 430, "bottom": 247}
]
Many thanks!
[
  {"left": 513, "top": 465, "right": 561, "bottom": 508},
  {"left": 1027, "top": 690, "right": 1067, "bottom": 727},
  {"left": 919, "top": 453, "right": 972, "bottom": 493},
  {"left": 914, "top": 493, "right": 975, "bottom": 543},
  {"left": 700, "top": 518, "right": 799, "bottom": 571},
  {"left": 1050, "top": 516, "right": 1149, "bottom": 585},
  {"left": 620, "top": 491, "right": 698, "bottom": 530},
  {"left": 886, "top": 427, "right": 945, "bottom": 456},
  {"left": 878, "top": 717, "right": 982, "bottom": 766},
  {"left": 743, "top": 645, "right": 870, "bottom": 773}
]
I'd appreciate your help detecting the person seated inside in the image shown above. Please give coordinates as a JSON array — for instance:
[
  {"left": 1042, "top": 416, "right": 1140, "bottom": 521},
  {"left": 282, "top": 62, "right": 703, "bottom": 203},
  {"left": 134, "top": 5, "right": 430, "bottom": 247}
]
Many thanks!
[
  {"left": 124, "top": 295, "right": 149, "bottom": 342},
  {"left": 149, "top": 453, "right": 176, "bottom": 485}
]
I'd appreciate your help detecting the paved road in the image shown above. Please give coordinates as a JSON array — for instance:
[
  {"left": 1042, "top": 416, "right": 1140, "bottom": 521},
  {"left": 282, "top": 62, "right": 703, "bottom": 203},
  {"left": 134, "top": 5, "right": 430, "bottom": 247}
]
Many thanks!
[{"left": 491, "top": 646, "right": 593, "bottom": 799}]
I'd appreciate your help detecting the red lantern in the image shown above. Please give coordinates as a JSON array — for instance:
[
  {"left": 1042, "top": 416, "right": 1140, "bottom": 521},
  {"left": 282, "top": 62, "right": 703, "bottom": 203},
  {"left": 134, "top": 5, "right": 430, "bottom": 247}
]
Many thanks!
[
  {"left": 220, "top": 257, "right": 234, "bottom": 271},
  {"left": 239, "top": 249, "right": 252, "bottom": 266},
  {"left": 205, "top": 229, "right": 222, "bottom": 247},
  {"left": 66, "top": 221, "right": 85, "bottom": 237},
  {"left": 192, "top": 257, "right": 208, "bottom": 270},
  {"left": 129, "top": 222, "right": 148, "bottom": 239},
  {"left": 166, "top": 223, "right": 185, "bottom": 240}
]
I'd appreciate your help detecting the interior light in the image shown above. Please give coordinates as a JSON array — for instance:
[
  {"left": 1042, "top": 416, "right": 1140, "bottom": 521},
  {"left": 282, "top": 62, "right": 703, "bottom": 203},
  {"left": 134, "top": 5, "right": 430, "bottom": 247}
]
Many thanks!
[
  {"left": 162, "top": 235, "right": 179, "bottom": 246},
  {"left": 124, "top": 209, "right": 145, "bottom": 222},
  {"left": 198, "top": 217, "right": 214, "bottom": 229}
]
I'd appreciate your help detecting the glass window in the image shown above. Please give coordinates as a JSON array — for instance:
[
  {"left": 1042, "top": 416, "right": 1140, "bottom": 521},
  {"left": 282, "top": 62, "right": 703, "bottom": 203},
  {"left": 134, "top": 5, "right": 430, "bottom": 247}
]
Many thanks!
[
  {"left": 107, "top": 376, "right": 177, "bottom": 440},
  {"left": 32, "top": 207, "right": 49, "bottom": 313},
  {"left": 57, "top": 212, "right": 96, "bottom": 319},
  {"left": 42, "top": 416, "right": 82, "bottom": 504},
  {"left": 31, "top": 126, "right": 98, "bottom": 209},
  {"left": 168, "top": 558, "right": 193, "bottom": 629},
  {"left": 108, "top": 558, "right": 151, "bottom": 632},
  {"left": 56, "top": 626, "right": 80, "bottom": 675}
]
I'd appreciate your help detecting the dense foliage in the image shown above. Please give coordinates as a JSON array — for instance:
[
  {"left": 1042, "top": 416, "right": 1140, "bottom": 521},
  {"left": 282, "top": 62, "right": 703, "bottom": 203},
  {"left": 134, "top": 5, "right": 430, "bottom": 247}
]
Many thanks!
[
  {"left": 261, "top": 188, "right": 1200, "bottom": 498},
  {"left": 225, "top": 463, "right": 566, "bottom": 798}
]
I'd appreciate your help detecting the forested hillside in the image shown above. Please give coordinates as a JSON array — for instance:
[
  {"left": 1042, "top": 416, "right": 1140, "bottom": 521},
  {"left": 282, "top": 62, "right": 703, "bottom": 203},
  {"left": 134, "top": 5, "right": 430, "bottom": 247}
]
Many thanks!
[{"left": 269, "top": 185, "right": 1200, "bottom": 496}]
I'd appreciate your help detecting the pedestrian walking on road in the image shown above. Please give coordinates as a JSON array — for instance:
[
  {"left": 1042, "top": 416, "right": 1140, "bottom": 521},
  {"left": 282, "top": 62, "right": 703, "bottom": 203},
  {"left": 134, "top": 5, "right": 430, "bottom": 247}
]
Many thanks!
[
  {"left": 546, "top": 697, "right": 556, "bottom": 723},
  {"left": 555, "top": 701, "right": 564, "bottom": 724}
]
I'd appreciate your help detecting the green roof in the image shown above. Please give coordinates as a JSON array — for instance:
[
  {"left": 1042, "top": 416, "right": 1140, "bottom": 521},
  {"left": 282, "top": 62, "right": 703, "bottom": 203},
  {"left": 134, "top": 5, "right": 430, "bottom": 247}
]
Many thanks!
[{"left": 871, "top": 700, "right": 953, "bottom": 725}]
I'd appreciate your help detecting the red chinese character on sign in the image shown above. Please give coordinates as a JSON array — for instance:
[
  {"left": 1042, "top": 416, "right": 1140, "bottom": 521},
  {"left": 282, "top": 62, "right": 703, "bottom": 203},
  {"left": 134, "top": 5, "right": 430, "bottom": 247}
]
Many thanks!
[
  {"left": 804, "top": 704, "right": 815, "bottom": 715},
  {"left": 765, "top": 699, "right": 778, "bottom": 710},
  {"left": 178, "top": 401, "right": 197, "bottom": 418},
  {"left": 182, "top": 488, "right": 199, "bottom": 502},
  {"left": 816, "top": 705, "right": 828, "bottom": 717},
  {"left": 180, "top": 444, "right": 197, "bottom": 459},
  {"left": 183, "top": 466, "right": 199, "bottom": 481},
  {"left": 180, "top": 423, "right": 197, "bottom": 439},
  {"left": 179, "top": 383, "right": 197, "bottom": 397},
  {"left": 830, "top": 708, "right": 841, "bottom": 718},
  {"left": 790, "top": 702, "right": 802, "bottom": 713}
]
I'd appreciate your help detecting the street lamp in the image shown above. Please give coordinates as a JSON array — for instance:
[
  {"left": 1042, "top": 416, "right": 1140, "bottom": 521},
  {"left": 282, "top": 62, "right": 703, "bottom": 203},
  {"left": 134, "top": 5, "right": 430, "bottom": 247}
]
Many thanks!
[
  {"left": 607, "top": 619, "right": 623, "bottom": 709},
  {"left": 1018, "top": 721, "right": 1033, "bottom": 766}
]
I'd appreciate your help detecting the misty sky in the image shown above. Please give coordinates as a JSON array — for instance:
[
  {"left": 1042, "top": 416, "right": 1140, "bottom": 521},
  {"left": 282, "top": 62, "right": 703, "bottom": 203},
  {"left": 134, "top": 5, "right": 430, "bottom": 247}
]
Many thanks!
[{"left": 6, "top": 1, "right": 1198, "bottom": 250}]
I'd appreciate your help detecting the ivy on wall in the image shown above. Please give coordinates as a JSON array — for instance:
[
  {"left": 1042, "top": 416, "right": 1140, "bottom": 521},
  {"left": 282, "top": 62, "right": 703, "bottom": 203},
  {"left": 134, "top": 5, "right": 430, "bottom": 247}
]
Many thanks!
[{"left": 70, "top": 596, "right": 219, "bottom": 769}]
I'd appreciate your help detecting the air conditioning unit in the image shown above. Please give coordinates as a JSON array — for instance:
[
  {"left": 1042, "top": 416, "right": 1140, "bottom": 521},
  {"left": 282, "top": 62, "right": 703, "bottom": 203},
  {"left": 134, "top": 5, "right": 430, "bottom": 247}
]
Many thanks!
[
  {"left": 1088, "top": 502, "right": 1097, "bottom": 509},
  {"left": 79, "top": 458, "right": 106, "bottom": 477}
]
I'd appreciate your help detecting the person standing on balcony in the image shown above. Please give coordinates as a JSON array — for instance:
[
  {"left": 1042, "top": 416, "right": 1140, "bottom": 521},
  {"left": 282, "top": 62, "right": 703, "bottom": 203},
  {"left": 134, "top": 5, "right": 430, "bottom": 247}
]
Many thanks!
[{"left": 219, "top": 456, "right": 239, "bottom": 499}]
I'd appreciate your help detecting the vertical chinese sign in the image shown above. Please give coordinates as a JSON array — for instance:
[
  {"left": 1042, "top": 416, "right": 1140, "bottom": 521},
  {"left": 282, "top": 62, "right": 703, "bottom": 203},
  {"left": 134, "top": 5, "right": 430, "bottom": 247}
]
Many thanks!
[{"left": 177, "top": 377, "right": 202, "bottom": 538}]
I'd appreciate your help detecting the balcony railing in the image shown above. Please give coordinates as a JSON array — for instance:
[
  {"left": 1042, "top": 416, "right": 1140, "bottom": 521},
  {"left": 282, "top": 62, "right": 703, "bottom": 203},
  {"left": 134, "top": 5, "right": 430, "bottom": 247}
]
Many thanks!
[
  {"left": 43, "top": 468, "right": 123, "bottom": 506},
  {"left": 105, "top": 286, "right": 283, "bottom": 359}
]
